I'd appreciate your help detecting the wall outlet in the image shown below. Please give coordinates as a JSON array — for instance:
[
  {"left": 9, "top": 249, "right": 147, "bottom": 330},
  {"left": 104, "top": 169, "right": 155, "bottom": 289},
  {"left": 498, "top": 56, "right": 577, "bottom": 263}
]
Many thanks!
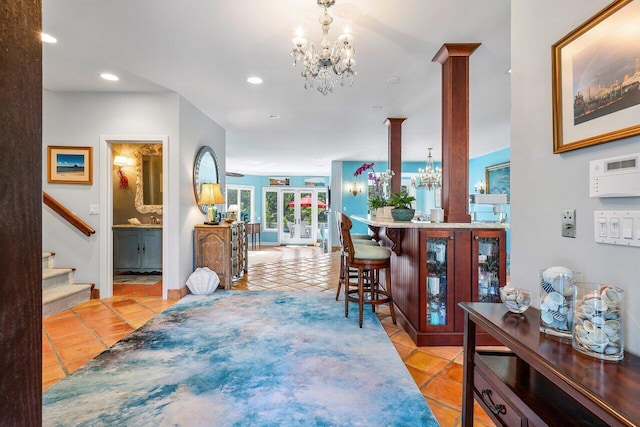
[{"left": 562, "top": 209, "right": 576, "bottom": 238}]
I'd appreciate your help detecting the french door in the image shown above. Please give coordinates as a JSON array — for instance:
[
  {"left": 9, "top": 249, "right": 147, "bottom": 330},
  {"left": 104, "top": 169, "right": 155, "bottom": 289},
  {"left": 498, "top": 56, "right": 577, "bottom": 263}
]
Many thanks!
[{"left": 280, "top": 189, "right": 316, "bottom": 245}]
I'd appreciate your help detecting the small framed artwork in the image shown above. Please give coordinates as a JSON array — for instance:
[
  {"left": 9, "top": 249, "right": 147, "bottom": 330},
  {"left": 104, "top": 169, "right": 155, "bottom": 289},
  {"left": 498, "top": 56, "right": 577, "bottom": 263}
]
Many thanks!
[
  {"left": 304, "top": 177, "right": 326, "bottom": 187},
  {"left": 269, "top": 177, "right": 290, "bottom": 186},
  {"left": 485, "top": 162, "right": 510, "bottom": 202},
  {"left": 47, "top": 146, "right": 93, "bottom": 184},
  {"left": 552, "top": 0, "right": 640, "bottom": 153}
]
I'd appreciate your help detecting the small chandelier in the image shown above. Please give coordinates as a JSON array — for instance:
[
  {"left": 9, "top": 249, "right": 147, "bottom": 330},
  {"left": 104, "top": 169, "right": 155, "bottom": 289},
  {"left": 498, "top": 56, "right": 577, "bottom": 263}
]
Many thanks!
[
  {"left": 411, "top": 148, "right": 442, "bottom": 190},
  {"left": 291, "top": 0, "right": 356, "bottom": 96}
]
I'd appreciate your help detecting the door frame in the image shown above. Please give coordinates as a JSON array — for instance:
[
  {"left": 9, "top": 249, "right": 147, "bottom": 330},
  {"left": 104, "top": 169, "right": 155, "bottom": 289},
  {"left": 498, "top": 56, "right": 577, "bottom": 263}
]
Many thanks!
[{"left": 99, "top": 135, "right": 169, "bottom": 299}]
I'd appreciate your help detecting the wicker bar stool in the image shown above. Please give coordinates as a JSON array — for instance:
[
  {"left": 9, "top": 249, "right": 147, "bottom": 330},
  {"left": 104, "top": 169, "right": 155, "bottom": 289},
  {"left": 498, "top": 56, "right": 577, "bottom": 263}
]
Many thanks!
[{"left": 337, "top": 213, "right": 396, "bottom": 328}]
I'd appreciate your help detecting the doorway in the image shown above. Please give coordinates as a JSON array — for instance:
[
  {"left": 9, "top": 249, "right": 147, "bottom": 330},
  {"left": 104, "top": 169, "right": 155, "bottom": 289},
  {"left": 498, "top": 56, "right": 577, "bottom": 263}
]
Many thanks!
[
  {"left": 276, "top": 188, "right": 328, "bottom": 246},
  {"left": 99, "top": 135, "right": 169, "bottom": 299}
]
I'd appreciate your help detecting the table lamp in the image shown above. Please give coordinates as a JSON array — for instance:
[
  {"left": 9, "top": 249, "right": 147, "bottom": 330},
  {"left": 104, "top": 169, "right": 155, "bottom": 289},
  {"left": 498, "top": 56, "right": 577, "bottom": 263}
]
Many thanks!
[
  {"left": 226, "top": 204, "right": 239, "bottom": 223},
  {"left": 198, "top": 183, "right": 225, "bottom": 225}
]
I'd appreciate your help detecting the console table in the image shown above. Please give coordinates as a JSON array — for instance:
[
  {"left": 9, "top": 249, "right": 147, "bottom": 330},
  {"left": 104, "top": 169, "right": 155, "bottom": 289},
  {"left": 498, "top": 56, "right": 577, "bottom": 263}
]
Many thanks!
[
  {"left": 246, "top": 222, "right": 261, "bottom": 250},
  {"left": 460, "top": 302, "right": 640, "bottom": 426}
]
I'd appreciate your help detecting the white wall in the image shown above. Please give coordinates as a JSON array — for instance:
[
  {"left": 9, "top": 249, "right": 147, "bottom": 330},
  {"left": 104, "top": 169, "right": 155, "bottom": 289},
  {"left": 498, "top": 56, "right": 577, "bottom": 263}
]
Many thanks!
[
  {"left": 177, "top": 96, "right": 226, "bottom": 289},
  {"left": 43, "top": 91, "right": 180, "bottom": 294},
  {"left": 511, "top": 1, "right": 640, "bottom": 354}
]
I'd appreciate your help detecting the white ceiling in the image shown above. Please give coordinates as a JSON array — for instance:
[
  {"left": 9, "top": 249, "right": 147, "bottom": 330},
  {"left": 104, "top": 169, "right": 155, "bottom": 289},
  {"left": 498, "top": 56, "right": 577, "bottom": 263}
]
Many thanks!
[{"left": 42, "top": 0, "right": 511, "bottom": 176}]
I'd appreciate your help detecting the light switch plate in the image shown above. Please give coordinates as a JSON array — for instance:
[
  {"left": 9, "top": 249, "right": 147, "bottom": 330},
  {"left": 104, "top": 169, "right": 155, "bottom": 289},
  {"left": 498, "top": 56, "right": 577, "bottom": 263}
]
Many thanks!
[
  {"left": 562, "top": 209, "right": 576, "bottom": 238},
  {"left": 89, "top": 204, "right": 100, "bottom": 215},
  {"left": 594, "top": 211, "right": 640, "bottom": 248}
]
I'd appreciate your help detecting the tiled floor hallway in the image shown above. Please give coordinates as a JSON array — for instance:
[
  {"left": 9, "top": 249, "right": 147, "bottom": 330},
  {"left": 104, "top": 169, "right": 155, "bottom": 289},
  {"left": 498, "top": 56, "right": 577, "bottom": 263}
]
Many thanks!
[{"left": 42, "top": 245, "right": 495, "bottom": 426}]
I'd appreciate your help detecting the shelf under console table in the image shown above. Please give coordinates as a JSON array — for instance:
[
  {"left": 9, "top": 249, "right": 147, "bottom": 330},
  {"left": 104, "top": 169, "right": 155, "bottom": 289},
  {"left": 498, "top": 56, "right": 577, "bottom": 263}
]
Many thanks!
[{"left": 459, "top": 302, "right": 640, "bottom": 426}]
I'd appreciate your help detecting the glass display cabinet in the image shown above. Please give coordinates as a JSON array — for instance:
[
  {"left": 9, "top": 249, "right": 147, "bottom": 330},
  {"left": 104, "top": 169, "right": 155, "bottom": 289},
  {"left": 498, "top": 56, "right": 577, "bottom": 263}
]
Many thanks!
[
  {"left": 417, "top": 228, "right": 507, "bottom": 345},
  {"left": 423, "top": 230, "right": 455, "bottom": 332}
]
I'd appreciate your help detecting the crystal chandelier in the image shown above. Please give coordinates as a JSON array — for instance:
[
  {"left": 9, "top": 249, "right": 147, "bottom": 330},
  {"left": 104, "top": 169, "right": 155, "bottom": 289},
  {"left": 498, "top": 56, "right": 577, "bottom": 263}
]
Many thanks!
[
  {"left": 411, "top": 148, "right": 442, "bottom": 190},
  {"left": 291, "top": 0, "right": 356, "bottom": 96}
]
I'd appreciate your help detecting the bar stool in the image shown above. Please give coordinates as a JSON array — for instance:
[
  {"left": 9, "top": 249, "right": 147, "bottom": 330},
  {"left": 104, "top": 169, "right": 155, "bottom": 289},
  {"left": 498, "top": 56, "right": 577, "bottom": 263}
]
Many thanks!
[
  {"left": 334, "top": 212, "right": 378, "bottom": 301},
  {"left": 337, "top": 213, "right": 396, "bottom": 328}
]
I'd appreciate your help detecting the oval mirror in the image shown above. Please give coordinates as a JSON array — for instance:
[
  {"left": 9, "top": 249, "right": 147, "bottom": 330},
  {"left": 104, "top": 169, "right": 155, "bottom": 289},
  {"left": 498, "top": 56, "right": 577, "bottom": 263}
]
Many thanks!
[
  {"left": 193, "top": 146, "right": 220, "bottom": 213},
  {"left": 135, "top": 144, "right": 163, "bottom": 215}
]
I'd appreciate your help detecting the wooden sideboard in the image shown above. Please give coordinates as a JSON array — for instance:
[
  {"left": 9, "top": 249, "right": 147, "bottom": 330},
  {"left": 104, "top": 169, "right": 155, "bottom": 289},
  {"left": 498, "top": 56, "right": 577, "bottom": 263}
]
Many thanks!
[
  {"left": 460, "top": 302, "right": 640, "bottom": 426},
  {"left": 193, "top": 223, "right": 247, "bottom": 289}
]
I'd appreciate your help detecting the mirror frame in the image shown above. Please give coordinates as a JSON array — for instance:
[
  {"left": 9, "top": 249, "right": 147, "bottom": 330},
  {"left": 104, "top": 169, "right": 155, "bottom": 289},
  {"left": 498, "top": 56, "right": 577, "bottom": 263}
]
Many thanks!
[
  {"left": 135, "top": 144, "right": 163, "bottom": 215},
  {"left": 193, "top": 146, "right": 220, "bottom": 214}
]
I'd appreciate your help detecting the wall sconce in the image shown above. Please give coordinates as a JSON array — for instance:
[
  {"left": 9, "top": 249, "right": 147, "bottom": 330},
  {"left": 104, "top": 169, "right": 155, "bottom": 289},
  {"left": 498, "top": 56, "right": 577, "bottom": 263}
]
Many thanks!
[
  {"left": 198, "top": 183, "right": 225, "bottom": 225},
  {"left": 113, "top": 155, "right": 130, "bottom": 189},
  {"left": 474, "top": 180, "right": 486, "bottom": 194},
  {"left": 348, "top": 180, "right": 362, "bottom": 196}
]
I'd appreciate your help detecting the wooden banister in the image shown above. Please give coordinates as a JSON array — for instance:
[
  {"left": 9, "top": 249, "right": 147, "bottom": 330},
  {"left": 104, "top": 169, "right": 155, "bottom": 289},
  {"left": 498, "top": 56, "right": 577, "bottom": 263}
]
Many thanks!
[{"left": 43, "top": 192, "right": 96, "bottom": 236}]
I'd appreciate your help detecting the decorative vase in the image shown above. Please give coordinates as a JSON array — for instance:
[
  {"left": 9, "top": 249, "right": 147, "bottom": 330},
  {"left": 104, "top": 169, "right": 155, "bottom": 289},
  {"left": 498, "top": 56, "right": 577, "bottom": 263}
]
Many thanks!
[{"left": 391, "top": 208, "right": 415, "bottom": 221}]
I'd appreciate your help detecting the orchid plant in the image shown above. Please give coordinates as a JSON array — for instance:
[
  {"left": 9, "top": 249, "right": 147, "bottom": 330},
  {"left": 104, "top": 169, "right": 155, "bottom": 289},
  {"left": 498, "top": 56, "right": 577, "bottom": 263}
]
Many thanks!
[{"left": 353, "top": 162, "right": 395, "bottom": 209}]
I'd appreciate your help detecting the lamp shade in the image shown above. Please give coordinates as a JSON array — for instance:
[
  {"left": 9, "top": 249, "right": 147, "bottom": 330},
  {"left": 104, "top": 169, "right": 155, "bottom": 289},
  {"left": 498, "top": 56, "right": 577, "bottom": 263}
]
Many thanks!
[
  {"left": 198, "top": 183, "right": 225, "bottom": 205},
  {"left": 113, "top": 155, "right": 130, "bottom": 166},
  {"left": 227, "top": 204, "right": 239, "bottom": 212}
]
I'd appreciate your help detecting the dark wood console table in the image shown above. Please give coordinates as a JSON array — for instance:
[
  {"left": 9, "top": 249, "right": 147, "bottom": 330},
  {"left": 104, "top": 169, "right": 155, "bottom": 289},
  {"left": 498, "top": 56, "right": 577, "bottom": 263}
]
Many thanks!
[
  {"left": 246, "top": 222, "right": 261, "bottom": 250},
  {"left": 460, "top": 302, "right": 640, "bottom": 426}
]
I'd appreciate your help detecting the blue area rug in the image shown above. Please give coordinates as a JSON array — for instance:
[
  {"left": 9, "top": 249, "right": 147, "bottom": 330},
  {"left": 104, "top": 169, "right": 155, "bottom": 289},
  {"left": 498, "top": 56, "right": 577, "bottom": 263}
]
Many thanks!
[{"left": 43, "top": 291, "right": 438, "bottom": 426}]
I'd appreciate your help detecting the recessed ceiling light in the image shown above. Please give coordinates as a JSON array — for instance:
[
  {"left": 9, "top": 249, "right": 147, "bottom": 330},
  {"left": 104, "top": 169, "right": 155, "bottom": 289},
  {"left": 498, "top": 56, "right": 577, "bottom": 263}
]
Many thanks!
[
  {"left": 386, "top": 76, "right": 400, "bottom": 84},
  {"left": 41, "top": 33, "right": 57, "bottom": 44},
  {"left": 372, "top": 105, "right": 383, "bottom": 110},
  {"left": 268, "top": 115, "right": 280, "bottom": 120},
  {"left": 247, "top": 76, "right": 263, "bottom": 84},
  {"left": 506, "top": 68, "right": 512, "bottom": 74},
  {"left": 100, "top": 73, "right": 119, "bottom": 81}
]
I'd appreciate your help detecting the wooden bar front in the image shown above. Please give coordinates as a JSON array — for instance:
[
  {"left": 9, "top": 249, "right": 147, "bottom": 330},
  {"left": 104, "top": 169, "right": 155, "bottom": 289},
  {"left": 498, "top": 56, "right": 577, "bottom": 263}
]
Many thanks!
[{"left": 351, "top": 215, "right": 507, "bottom": 346}]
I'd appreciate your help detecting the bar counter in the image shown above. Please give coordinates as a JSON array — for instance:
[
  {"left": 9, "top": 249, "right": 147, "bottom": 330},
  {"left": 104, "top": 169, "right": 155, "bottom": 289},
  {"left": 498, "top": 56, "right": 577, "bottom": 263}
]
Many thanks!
[{"left": 351, "top": 215, "right": 508, "bottom": 346}]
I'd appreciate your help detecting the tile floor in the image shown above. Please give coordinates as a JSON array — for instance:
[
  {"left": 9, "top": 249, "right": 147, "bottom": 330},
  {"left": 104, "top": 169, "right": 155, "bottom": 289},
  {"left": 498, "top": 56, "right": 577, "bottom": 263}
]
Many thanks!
[{"left": 42, "top": 245, "right": 495, "bottom": 426}]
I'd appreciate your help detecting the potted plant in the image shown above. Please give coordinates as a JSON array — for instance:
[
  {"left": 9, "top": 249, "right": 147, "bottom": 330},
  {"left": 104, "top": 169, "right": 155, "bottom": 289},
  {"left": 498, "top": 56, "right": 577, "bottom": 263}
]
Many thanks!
[
  {"left": 368, "top": 194, "right": 387, "bottom": 217},
  {"left": 388, "top": 190, "right": 416, "bottom": 221}
]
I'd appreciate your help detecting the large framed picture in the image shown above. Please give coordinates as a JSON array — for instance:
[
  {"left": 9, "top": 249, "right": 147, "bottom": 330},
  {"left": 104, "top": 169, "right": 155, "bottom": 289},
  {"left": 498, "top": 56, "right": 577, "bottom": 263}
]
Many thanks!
[
  {"left": 47, "top": 146, "right": 93, "bottom": 184},
  {"left": 552, "top": 0, "right": 640, "bottom": 153},
  {"left": 485, "top": 162, "right": 510, "bottom": 202}
]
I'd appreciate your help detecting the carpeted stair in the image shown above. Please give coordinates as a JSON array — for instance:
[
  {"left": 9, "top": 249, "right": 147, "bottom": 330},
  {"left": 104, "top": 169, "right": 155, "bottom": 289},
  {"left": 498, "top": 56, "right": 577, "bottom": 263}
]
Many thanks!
[{"left": 42, "top": 252, "right": 93, "bottom": 318}]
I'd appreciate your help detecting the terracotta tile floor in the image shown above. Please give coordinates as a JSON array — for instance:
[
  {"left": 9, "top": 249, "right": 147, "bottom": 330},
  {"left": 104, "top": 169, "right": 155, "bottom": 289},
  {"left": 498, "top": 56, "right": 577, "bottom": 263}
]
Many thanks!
[{"left": 42, "top": 245, "right": 495, "bottom": 426}]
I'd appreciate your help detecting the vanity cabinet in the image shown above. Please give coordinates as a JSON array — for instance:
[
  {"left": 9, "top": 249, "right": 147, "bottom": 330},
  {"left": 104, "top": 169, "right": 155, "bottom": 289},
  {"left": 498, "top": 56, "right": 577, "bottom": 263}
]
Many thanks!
[
  {"left": 193, "top": 223, "right": 247, "bottom": 289},
  {"left": 113, "top": 227, "right": 162, "bottom": 273}
]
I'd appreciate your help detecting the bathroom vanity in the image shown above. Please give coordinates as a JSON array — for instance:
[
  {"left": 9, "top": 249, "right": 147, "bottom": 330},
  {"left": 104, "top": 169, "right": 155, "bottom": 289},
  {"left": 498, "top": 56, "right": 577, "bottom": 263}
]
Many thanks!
[{"left": 113, "top": 224, "right": 162, "bottom": 273}]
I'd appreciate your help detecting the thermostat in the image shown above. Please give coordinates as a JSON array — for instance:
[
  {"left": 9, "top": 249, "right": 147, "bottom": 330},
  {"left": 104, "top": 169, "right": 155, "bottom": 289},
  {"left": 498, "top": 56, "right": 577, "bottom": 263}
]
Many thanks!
[{"left": 590, "top": 153, "right": 640, "bottom": 198}]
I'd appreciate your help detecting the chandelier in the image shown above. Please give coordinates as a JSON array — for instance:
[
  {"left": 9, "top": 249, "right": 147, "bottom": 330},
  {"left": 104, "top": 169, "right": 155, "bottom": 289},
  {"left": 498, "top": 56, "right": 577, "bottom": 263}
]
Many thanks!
[
  {"left": 291, "top": 0, "right": 356, "bottom": 96},
  {"left": 411, "top": 147, "right": 442, "bottom": 190}
]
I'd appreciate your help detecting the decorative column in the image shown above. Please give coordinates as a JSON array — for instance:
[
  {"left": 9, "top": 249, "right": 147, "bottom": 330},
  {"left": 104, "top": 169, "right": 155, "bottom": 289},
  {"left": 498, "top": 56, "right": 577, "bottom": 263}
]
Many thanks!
[
  {"left": 384, "top": 118, "right": 406, "bottom": 195},
  {"left": 432, "top": 43, "right": 480, "bottom": 223}
]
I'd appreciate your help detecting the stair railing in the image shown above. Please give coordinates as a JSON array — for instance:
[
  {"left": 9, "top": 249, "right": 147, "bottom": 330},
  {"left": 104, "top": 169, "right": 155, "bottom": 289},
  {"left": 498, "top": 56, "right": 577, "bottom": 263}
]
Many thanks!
[{"left": 43, "top": 192, "right": 96, "bottom": 236}]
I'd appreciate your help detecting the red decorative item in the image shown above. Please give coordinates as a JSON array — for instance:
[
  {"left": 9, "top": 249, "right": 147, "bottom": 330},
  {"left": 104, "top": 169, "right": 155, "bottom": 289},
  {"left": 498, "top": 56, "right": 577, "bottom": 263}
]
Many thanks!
[{"left": 117, "top": 166, "right": 128, "bottom": 189}]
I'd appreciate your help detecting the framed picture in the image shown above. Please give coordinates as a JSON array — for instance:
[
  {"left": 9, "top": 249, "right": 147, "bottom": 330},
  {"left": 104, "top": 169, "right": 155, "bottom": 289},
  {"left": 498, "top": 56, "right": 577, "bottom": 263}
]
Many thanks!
[
  {"left": 47, "top": 146, "right": 93, "bottom": 184},
  {"left": 269, "top": 177, "right": 290, "bottom": 186},
  {"left": 485, "top": 162, "right": 510, "bottom": 202},
  {"left": 303, "top": 177, "right": 326, "bottom": 187},
  {"left": 552, "top": 0, "right": 640, "bottom": 153}
]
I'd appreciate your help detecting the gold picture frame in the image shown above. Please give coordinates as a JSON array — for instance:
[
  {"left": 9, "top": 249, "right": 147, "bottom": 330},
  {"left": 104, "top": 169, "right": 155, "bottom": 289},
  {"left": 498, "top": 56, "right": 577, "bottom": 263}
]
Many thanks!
[
  {"left": 47, "top": 146, "right": 93, "bottom": 184},
  {"left": 485, "top": 162, "right": 510, "bottom": 202},
  {"left": 552, "top": 0, "right": 640, "bottom": 153}
]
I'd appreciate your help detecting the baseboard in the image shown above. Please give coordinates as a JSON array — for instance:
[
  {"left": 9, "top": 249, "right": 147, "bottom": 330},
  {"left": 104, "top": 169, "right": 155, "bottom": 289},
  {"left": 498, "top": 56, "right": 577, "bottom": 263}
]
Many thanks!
[{"left": 167, "top": 285, "right": 189, "bottom": 300}]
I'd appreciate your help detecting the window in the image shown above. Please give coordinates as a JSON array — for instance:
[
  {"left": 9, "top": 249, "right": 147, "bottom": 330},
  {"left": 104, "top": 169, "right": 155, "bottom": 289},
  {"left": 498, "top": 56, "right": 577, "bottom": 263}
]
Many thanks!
[
  {"left": 264, "top": 190, "right": 278, "bottom": 231},
  {"left": 226, "top": 185, "right": 254, "bottom": 222}
]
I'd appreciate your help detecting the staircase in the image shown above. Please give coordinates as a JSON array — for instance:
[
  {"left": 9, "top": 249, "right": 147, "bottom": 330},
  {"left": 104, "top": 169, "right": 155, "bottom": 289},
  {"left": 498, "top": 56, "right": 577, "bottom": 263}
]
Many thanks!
[{"left": 42, "top": 252, "right": 94, "bottom": 318}]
